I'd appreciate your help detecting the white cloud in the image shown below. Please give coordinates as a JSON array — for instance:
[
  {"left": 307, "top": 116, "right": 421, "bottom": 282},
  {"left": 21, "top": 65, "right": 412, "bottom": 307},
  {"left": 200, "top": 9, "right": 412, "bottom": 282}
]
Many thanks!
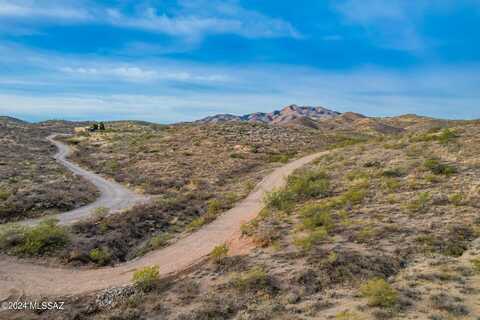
[
  {"left": 60, "top": 66, "right": 158, "bottom": 82},
  {"left": 0, "top": 0, "right": 91, "bottom": 20},
  {"left": 105, "top": 3, "right": 301, "bottom": 41},
  {"left": 58, "top": 65, "right": 229, "bottom": 83},
  {"left": 0, "top": 0, "right": 300, "bottom": 41}
]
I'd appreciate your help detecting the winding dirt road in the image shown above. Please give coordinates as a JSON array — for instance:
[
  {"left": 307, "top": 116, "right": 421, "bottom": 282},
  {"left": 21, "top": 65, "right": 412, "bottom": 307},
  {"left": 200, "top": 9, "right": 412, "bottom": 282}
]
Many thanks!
[
  {"left": 0, "top": 145, "right": 329, "bottom": 298},
  {"left": 22, "top": 135, "right": 148, "bottom": 226}
]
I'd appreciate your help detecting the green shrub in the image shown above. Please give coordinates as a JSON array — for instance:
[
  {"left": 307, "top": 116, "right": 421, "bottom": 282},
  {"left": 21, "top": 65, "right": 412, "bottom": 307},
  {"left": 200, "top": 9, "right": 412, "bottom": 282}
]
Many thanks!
[
  {"left": 223, "top": 192, "right": 239, "bottom": 206},
  {"left": 382, "top": 177, "right": 401, "bottom": 192},
  {"left": 104, "top": 159, "right": 119, "bottom": 172},
  {"left": 335, "top": 311, "right": 364, "bottom": 320},
  {"left": 289, "top": 178, "right": 330, "bottom": 199},
  {"left": 300, "top": 206, "right": 334, "bottom": 232},
  {"left": 264, "top": 190, "right": 295, "bottom": 211},
  {"left": 407, "top": 192, "right": 430, "bottom": 212},
  {"left": 411, "top": 128, "right": 458, "bottom": 144},
  {"left": 15, "top": 219, "right": 69, "bottom": 256},
  {"left": 206, "top": 199, "right": 223, "bottom": 219},
  {"left": 346, "top": 170, "right": 370, "bottom": 181},
  {"left": 93, "top": 207, "right": 110, "bottom": 219},
  {"left": 382, "top": 168, "right": 406, "bottom": 178},
  {"left": 230, "top": 153, "right": 245, "bottom": 159},
  {"left": 294, "top": 227, "right": 329, "bottom": 251},
  {"left": 132, "top": 265, "right": 160, "bottom": 292},
  {"left": 89, "top": 247, "right": 112, "bottom": 266},
  {"left": 240, "top": 219, "right": 259, "bottom": 237},
  {"left": 329, "top": 135, "right": 367, "bottom": 149},
  {"left": 210, "top": 243, "right": 229, "bottom": 264},
  {"left": 424, "top": 159, "right": 457, "bottom": 176},
  {"left": 340, "top": 188, "right": 367, "bottom": 205},
  {"left": 471, "top": 258, "right": 480, "bottom": 273},
  {"left": 437, "top": 128, "right": 459, "bottom": 144},
  {"left": 268, "top": 154, "right": 291, "bottom": 163},
  {"left": 0, "top": 224, "right": 26, "bottom": 250},
  {"left": 187, "top": 199, "right": 224, "bottom": 231},
  {"left": 148, "top": 233, "right": 171, "bottom": 249},
  {"left": 448, "top": 193, "right": 464, "bottom": 206},
  {"left": 187, "top": 216, "right": 206, "bottom": 231},
  {"left": 360, "top": 278, "right": 398, "bottom": 308},
  {"left": 287, "top": 169, "right": 330, "bottom": 199},
  {"left": 0, "top": 188, "right": 11, "bottom": 201},
  {"left": 356, "top": 226, "right": 376, "bottom": 243},
  {"left": 230, "top": 266, "right": 269, "bottom": 292}
]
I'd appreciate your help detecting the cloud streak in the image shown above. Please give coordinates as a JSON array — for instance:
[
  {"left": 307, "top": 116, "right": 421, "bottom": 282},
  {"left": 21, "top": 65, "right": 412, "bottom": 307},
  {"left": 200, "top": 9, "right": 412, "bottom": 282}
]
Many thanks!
[
  {"left": 0, "top": 0, "right": 91, "bottom": 20},
  {"left": 0, "top": 0, "right": 300, "bottom": 41}
]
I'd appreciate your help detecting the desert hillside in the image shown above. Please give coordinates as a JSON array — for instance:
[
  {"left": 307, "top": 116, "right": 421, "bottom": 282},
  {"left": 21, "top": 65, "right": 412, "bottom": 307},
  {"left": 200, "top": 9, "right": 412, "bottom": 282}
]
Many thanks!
[{"left": 0, "top": 118, "right": 98, "bottom": 223}]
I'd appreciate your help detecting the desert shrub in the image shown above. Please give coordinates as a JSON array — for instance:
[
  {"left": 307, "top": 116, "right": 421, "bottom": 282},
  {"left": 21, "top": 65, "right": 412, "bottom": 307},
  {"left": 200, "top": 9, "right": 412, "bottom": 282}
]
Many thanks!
[
  {"left": 240, "top": 219, "right": 259, "bottom": 237},
  {"left": 176, "top": 280, "right": 200, "bottom": 302},
  {"left": 93, "top": 206, "right": 110, "bottom": 219},
  {"left": 382, "top": 168, "right": 406, "bottom": 178},
  {"left": 230, "top": 266, "right": 270, "bottom": 293},
  {"left": 268, "top": 154, "right": 291, "bottom": 163},
  {"left": 223, "top": 192, "right": 240, "bottom": 206},
  {"left": 424, "top": 159, "right": 457, "bottom": 176},
  {"left": 89, "top": 247, "right": 112, "bottom": 266},
  {"left": 382, "top": 177, "right": 401, "bottom": 192},
  {"left": 0, "top": 224, "right": 26, "bottom": 250},
  {"left": 210, "top": 243, "right": 229, "bottom": 264},
  {"left": 287, "top": 169, "right": 330, "bottom": 199},
  {"left": 448, "top": 193, "right": 464, "bottom": 206},
  {"left": 360, "top": 278, "right": 398, "bottom": 308},
  {"left": 336, "top": 311, "right": 364, "bottom": 320},
  {"left": 437, "top": 128, "right": 459, "bottom": 144},
  {"left": 179, "top": 294, "right": 237, "bottom": 320},
  {"left": 230, "top": 152, "right": 246, "bottom": 159},
  {"left": 0, "top": 188, "right": 11, "bottom": 201},
  {"left": 148, "top": 233, "right": 171, "bottom": 249},
  {"left": 415, "top": 226, "right": 475, "bottom": 257},
  {"left": 15, "top": 219, "right": 69, "bottom": 256},
  {"left": 187, "top": 216, "right": 206, "bottom": 231},
  {"left": 346, "top": 170, "right": 370, "bottom": 181},
  {"left": 329, "top": 135, "right": 367, "bottom": 149},
  {"left": 411, "top": 128, "right": 458, "bottom": 144},
  {"left": 407, "top": 192, "right": 430, "bottom": 212},
  {"left": 205, "top": 199, "right": 223, "bottom": 219},
  {"left": 430, "top": 293, "right": 469, "bottom": 316},
  {"left": 471, "top": 258, "right": 480, "bottom": 273},
  {"left": 299, "top": 205, "right": 334, "bottom": 232},
  {"left": 253, "top": 224, "right": 280, "bottom": 247},
  {"left": 132, "top": 265, "right": 160, "bottom": 292},
  {"left": 356, "top": 226, "right": 377, "bottom": 243},
  {"left": 186, "top": 199, "right": 224, "bottom": 231},
  {"left": 294, "top": 227, "right": 329, "bottom": 251},
  {"left": 340, "top": 188, "right": 367, "bottom": 206},
  {"left": 104, "top": 159, "right": 119, "bottom": 172},
  {"left": 264, "top": 189, "right": 295, "bottom": 211}
]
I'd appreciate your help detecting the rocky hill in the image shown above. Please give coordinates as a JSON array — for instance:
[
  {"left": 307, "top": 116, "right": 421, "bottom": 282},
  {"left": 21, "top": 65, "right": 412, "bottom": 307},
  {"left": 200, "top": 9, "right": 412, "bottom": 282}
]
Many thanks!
[
  {"left": 196, "top": 105, "right": 340, "bottom": 125},
  {"left": 196, "top": 105, "right": 412, "bottom": 135}
]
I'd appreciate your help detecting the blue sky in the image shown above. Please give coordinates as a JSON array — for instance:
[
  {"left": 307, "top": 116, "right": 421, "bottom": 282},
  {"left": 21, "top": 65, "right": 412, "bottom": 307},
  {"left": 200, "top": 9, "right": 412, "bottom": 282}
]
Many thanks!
[{"left": 0, "top": 0, "right": 479, "bottom": 122}]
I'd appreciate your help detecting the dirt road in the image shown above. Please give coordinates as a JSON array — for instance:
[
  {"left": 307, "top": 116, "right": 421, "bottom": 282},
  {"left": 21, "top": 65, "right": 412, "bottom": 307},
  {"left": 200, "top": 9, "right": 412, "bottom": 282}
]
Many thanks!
[
  {"left": 0, "top": 149, "right": 329, "bottom": 298},
  {"left": 22, "top": 135, "right": 148, "bottom": 226}
]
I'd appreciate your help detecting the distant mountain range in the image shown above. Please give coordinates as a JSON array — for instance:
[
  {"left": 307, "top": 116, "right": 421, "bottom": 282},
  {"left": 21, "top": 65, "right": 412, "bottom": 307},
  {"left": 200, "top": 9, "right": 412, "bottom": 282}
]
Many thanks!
[
  {"left": 195, "top": 104, "right": 413, "bottom": 134},
  {"left": 196, "top": 105, "right": 341, "bottom": 125}
]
